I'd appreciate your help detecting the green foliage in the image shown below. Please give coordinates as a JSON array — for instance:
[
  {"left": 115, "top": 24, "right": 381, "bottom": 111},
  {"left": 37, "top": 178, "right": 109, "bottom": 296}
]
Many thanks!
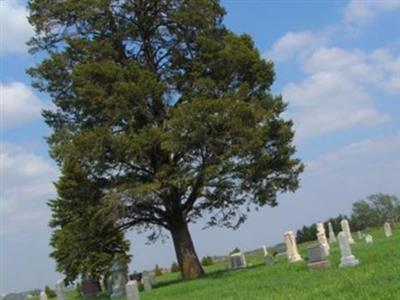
[
  {"left": 155, "top": 264, "right": 163, "bottom": 276},
  {"left": 351, "top": 194, "right": 400, "bottom": 230},
  {"left": 296, "top": 223, "right": 317, "bottom": 244},
  {"left": 201, "top": 256, "right": 214, "bottom": 266},
  {"left": 230, "top": 247, "right": 241, "bottom": 255},
  {"left": 28, "top": 0, "right": 303, "bottom": 278},
  {"left": 45, "top": 285, "right": 56, "bottom": 299},
  {"left": 48, "top": 161, "right": 131, "bottom": 284},
  {"left": 170, "top": 262, "right": 180, "bottom": 273}
]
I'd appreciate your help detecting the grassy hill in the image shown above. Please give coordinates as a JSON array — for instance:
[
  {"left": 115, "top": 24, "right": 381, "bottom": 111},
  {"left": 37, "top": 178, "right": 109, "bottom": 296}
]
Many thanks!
[{"left": 66, "top": 226, "right": 399, "bottom": 300}]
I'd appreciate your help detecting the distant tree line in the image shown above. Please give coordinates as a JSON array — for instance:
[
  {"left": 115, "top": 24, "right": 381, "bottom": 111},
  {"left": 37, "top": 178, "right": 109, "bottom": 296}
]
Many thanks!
[{"left": 296, "top": 194, "right": 400, "bottom": 244}]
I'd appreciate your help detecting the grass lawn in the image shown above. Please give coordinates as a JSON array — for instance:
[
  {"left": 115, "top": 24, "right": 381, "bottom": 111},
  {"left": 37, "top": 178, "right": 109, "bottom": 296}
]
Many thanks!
[{"left": 66, "top": 226, "right": 399, "bottom": 300}]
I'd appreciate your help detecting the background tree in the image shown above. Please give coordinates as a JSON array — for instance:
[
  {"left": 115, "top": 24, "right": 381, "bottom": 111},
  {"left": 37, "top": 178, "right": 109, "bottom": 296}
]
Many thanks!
[
  {"left": 28, "top": 0, "right": 303, "bottom": 279},
  {"left": 44, "top": 285, "right": 56, "bottom": 299},
  {"left": 171, "top": 262, "right": 180, "bottom": 273},
  {"left": 351, "top": 194, "right": 400, "bottom": 230},
  {"left": 201, "top": 256, "right": 214, "bottom": 266},
  {"left": 154, "top": 264, "right": 163, "bottom": 276}
]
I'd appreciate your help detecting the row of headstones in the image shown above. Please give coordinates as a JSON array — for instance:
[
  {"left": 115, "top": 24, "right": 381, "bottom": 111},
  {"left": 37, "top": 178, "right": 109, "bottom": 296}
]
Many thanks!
[
  {"left": 285, "top": 220, "right": 394, "bottom": 270},
  {"left": 228, "top": 220, "right": 394, "bottom": 270},
  {"left": 52, "top": 271, "right": 155, "bottom": 300}
]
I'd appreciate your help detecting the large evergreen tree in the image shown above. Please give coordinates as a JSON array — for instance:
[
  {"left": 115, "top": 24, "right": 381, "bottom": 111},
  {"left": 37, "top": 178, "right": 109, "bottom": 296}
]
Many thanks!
[{"left": 28, "top": 0, "right": 303, "bottom": 279}]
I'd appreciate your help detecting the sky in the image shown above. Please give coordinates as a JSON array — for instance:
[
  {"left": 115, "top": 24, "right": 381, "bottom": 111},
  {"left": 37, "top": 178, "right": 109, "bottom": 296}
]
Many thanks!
[{"left": 1, "top": 0, "right": 400, "bottom": 294}]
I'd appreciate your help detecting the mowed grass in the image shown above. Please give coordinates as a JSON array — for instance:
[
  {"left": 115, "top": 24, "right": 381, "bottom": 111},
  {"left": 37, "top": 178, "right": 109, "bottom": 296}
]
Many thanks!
[{"left": 67, "top": 226, "right": 399, "bottom": 300}]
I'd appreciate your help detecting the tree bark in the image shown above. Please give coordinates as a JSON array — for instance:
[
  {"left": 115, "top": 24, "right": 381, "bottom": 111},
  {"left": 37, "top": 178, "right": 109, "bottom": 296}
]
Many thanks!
[{"left": 170, "top": 222, "right": 204, "bottom": 279}]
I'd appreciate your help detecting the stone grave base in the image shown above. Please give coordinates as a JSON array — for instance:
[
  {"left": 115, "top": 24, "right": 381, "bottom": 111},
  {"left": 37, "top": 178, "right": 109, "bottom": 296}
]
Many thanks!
[{"left": 308, "top": 260, "right": 330, "bottom": 271}]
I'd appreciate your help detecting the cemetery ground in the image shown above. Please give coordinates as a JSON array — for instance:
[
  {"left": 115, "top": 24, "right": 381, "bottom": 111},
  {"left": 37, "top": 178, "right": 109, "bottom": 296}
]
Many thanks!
[{"left": 66, "top": 226, "right": 398, "bottom": 300}]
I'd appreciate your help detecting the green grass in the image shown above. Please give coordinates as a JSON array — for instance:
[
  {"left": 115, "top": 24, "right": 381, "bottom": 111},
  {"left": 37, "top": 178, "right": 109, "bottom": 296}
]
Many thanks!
[{"left": 67, "top": 226, "right": 400, "bottom": 300}]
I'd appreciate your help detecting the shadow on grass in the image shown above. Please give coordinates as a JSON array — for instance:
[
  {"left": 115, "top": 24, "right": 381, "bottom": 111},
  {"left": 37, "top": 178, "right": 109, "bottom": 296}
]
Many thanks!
[{"left": 153, "top": 262, "right": 267, "bottom": 289}]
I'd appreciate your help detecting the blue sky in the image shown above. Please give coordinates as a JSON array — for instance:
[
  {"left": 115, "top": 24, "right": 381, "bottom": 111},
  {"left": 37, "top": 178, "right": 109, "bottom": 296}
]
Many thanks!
[{"left": 1, "top": 0, "right": 400, "bottom": 294}]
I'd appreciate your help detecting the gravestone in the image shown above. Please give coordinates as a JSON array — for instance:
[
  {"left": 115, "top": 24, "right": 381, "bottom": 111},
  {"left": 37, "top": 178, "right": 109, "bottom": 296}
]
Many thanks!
[
  {"left": 384, "top": 222, "right": 392, "bottom": 237},
  {"left": 284, "top": 231, "right": 302, "bottom": 263},
  {"left": 110, "top": 261, "right": 128, "bottom": 298},
  {"left": 55, "top": 279, "right": 66, "bottom": 300},
  {"left": 307, "top": 244, "right": 330, "bottom": 270},
  {"left": 316, "top": 223, "right": 329, "bottom": 256},
  {"left": 81, "top": 277, "right": 100, "bottom": 296},
  {"left": 265, "top": 256, "right": 275, "bottom": 265},
  {"left": 340, "top": 219, "right": 355, "bottom": 244},
  {"left": 262, "top": 245, "right": 268, "bottom": 257},
  {"left": 229, "top": 252, "right": 247, "bottom": 269},
  {"left": 365, "top": 234, "right": 373, "bottom": 243},
  {"left": 39, "top": 292, "right": 48, "bottom": 300},
  {"left": 357, "top": 231, "right": 363, "bottom": 240},
  {"left": 141, "top": 274, "right": 152, "bottom": 292},
  {"left": 338, "top": 232, "right": 359, "bottom": 268},
  {"left": 142, "top": 271, "right": 156, "bottom": 286},
  {"left": 125, "top": 281, "right": 140, "bottom": 300},
  {"left": 328, "top": 222, "right": 337, "bottom": 243}
]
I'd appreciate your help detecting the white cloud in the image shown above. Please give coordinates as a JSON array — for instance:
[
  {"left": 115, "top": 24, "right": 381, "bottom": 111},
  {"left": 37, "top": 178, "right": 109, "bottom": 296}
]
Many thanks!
[
  {"left": 284, "top": 71, "right": 390, "bottom": 141},
  {"left": 272, "top": 43, "right": 399, "bottom": 141},
  {"left": 343, "top": 0, "right": 400, "bottom": 25},
  {"left": 0, "top": 1, "right": 33, "bottom": 55},
  {"left": 0, "top": 143, "right": 58, "bottom": 236},
  {"left": 265, "top": 31, "right": 329, "bottom": 63},
  {"left": 303, "top": 47, "right": 400, "bottom": 94},
  {"left": 1, "top": 82, "right": 45, "bottom": 128}
]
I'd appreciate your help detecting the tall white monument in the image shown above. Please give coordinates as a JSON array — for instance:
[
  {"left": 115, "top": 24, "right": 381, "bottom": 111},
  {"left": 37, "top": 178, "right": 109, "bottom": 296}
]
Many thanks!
[
  {"left": 328, "top": 222, "right": 337, "bottom": 243},
  {"left": 316, "top": 222, "right": 330, "bottom": 255},
  {"left": 384, "top": 222, "right": 392, "bottom": 237},
  {"left": 284, "top": 231, "right": 302, "bottom": 263},
  {"left": 55, "top": 279, "right": 66, "bottom": 300},
  {"left": 340, "top": 219, "right": 355, "bottom": 244},
  {"left": 262, "top": 245, "right": 268, "bottom": 257},
  {"left": 338, "top": 232, "right": 359, "bottom": 268}
]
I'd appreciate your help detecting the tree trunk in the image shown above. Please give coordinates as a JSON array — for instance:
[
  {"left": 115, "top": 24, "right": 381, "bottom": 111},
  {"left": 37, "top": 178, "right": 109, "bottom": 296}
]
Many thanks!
[{"left": 170, "top": 222, "right": 204, "bottom": 279}]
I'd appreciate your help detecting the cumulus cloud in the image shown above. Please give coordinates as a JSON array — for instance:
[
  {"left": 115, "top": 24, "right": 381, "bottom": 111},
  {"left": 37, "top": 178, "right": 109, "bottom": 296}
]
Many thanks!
[
  {"left": 284, "top": 72, "right": 390, "bottom": 141},
  {"left": 266, "top": 32, "right": 399, "bottom": 141},
  {"left": 1, "top": 82, "right": 45, "bottom": 129},
  {"left": 264, "top": 31, "right": 329, "bottom": 63},
  {"left": 279, "top": 45, "right": 400, "bottom": 141},
  {"left": 0, "top": 143, "right": 58, "bottom": 236},
  {"left": 0, "top": 1, "right": 33, "bottom": 55},
  {"left": 343, "top": 0, "right": 400, "bottom": 25}
]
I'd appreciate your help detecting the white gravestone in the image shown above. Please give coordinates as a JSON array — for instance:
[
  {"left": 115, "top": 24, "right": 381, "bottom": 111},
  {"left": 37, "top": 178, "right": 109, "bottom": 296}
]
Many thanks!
[
  {"left": 262, "top": 245, "right": 268, "bottom": 257},
  {"left": 55, "top": 279, "right": 66, "bottom": 300},
  {"left": 340, "top": 219, "right": 355, "bottom": 244},
  {"left": 365, "top": 234, "right": 373, "bottom": 243},
  {"left": 284, "top": 231, "right": 302, "bottom": 263},
  {"left": 229, "top": 252, "right": 247, "bottom": 269},
  {"left": 338, "top": 232, "right": 359, "bottom": 268},
  {"left": 39, "top": 292, "right": 48, "bottom": 300},
  {"left": 384, "top": 222, "right": 392, "bottom": 237},
  {"left": 316, "top": 222, "right": 330, "bottom": 255},
  {"left": 357, "top": 231, "right": 363, "bottom": 240},
  {"left": 328, "top": 222, "right": 337, "bottom": 243},
  {"left": 142, "top": 274, "right": 152, "bottom": 292},
  {"left": 126, "top": 281, "right": 140, "bottom": 300}
]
